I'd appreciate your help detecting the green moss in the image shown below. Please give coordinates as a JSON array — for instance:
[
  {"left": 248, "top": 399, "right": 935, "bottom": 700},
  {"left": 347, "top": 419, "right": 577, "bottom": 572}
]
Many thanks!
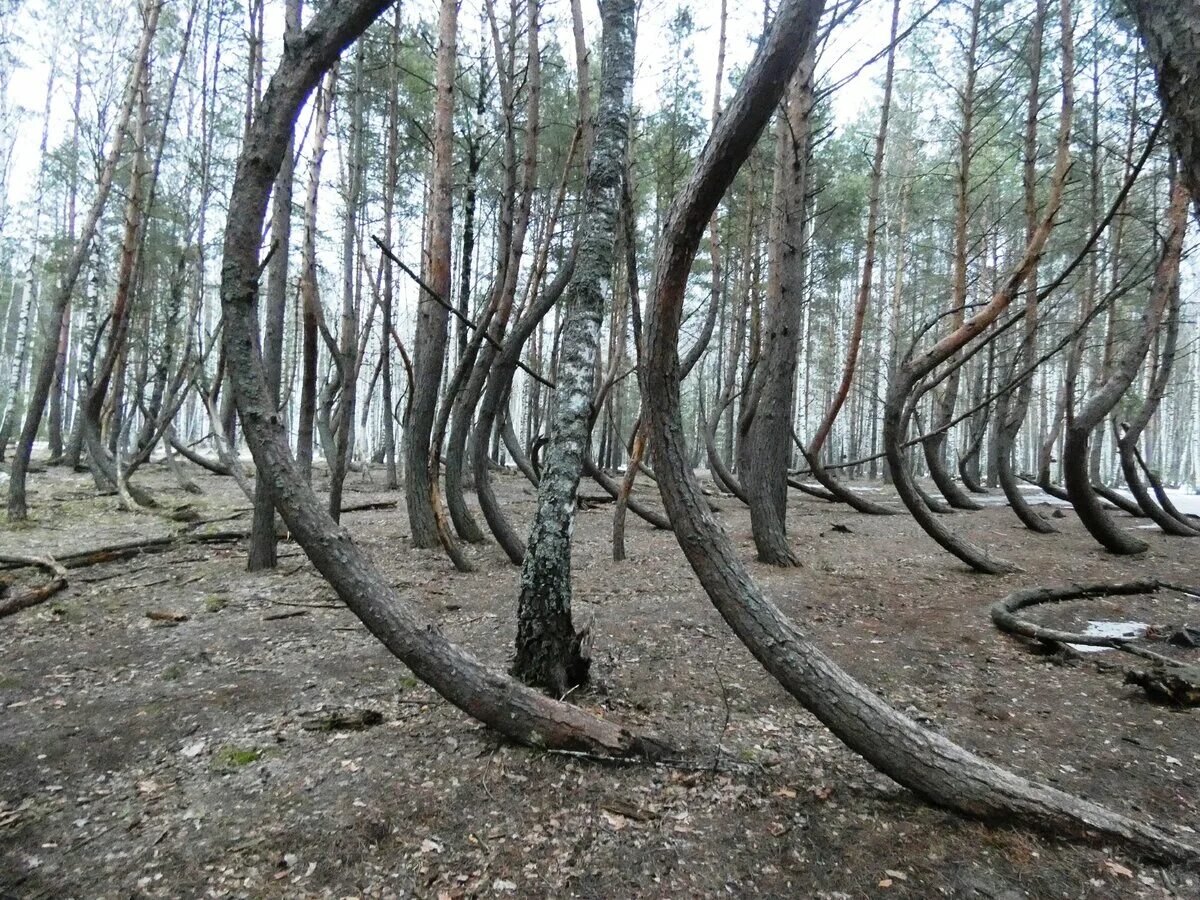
[
  {"left": 398, "top": 676, "right": 419, "bottom": 691},
  {"left": 214, "top": 745, "right": 264, "bottom": 768},
  {"left": 162, "top": 664, "right": 185, "bottom": 681},
  {"left": 204, "top": 595, "right": 229, "bottom": 613}
]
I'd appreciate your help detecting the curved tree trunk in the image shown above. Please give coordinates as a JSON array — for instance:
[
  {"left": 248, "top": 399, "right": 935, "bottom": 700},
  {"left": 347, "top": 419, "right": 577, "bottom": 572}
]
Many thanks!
[
  {"left": 1064, "top": 180, "right": 1188, "bottom": 554},
  {"left": 219, "top": 0, "right": 668, "bottom": 762},
  {"left": 1114, "top": 265, "right": 1197, "bottom": 535},
  {"left": 7, "top": 0, "right": 161, "bottom": 521},
  {"left": 995, "top": 0, "right": 1055, "bottom": 535},
  {"left": 923, "top": 0, "right": 984, "bottom": 512},
  {"left": 642, "top": 0, "right": 1195, "bottom": 862},
  {"left": 472, "top": 252, "right": 575, "bottom": 565},
  {"left": 443, "top": 0, "right": 542, "bottom": 548},
  {"left": 803, "top": 0, "right": 899, "bottom": 519},
  {"left": 884, "top": 0, "right": 1073, "bottom": 574}
]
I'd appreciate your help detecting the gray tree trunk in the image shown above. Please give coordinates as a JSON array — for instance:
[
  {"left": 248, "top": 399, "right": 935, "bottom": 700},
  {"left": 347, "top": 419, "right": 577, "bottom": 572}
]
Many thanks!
[{"left": 511, "top": 0, "right": 636, "bottom": 695}]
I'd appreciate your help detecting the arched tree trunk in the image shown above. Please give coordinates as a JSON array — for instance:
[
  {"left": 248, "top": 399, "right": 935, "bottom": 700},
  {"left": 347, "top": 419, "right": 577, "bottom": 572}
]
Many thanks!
[
  {"left": 1114, "top": 261, "right": 1198, "bottom": 535},
  {"left": 219, "top": 0, "right": 667, "bottom": 762},
  {"left": 803, "top": 0, "right": 899, "bottom": 519},
  {"left": 472, "top": 252, "right": 574, "bottom": 565},
  {"left": 923, "top": 0, "right": 984, "bottom": 513},
  {"left": 642, "top": 0, "right": 1195, "bottom": 861},
  {"left": 883, "top": 0, "right": 1073, "bottom": 574},
  {"left": 995, "top": 0, "right": 1055, "bottom": 535},
  {"left": 1064, "top": 180, "right": 1188, "bottom": 554}
]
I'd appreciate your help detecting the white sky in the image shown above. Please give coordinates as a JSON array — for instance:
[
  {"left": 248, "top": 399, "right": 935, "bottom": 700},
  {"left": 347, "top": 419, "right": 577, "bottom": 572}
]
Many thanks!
[{"left": 1, "top": 0, "right": 894, "bottom": 218}]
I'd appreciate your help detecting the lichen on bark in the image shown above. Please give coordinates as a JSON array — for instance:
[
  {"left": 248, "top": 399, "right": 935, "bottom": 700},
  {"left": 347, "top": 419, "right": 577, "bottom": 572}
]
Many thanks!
[{"left": 511, "top": 0, "right": 636, "bottom": 696}]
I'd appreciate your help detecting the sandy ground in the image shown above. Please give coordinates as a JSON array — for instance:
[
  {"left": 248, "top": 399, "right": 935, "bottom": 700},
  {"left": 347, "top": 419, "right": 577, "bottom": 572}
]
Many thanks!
[{"left": 1, "top": 461, "right": 1198, "bottom": 899}]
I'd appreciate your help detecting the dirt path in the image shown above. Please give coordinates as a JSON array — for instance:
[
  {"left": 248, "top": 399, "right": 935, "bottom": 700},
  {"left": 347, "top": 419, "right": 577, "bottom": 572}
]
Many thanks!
[{"left": 1, "top": 463, "right": 1197, "bottom": 898}]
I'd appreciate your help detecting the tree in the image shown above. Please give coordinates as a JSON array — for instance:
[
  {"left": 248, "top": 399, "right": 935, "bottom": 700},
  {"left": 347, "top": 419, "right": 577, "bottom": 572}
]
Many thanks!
[
  {"left": 1063, "top": 178, "right": 1188, "bottom": 553},
  {"left": 510, "top": 0, "right": 637, "bottom": 695},
  {"left": 248, "top": 0, "right": 301, "bottom": 570},
  {"left": 1128, "top": 0, "right": 1200, "bottom": 215},
  {"left": 219, "top": 0, "right": 665, "bottom": 760},
  {"left": 403, "top": 0, "right": 457, "bottom": 549},
  {"left": 643, "top": 0, "right": 1194, "bottom": 861},
  {"left": 739, "top": 52, "right": 815, "bottom": 566},
  {"left": 7, "top": 0, "right": 161, "bottom": 521}
]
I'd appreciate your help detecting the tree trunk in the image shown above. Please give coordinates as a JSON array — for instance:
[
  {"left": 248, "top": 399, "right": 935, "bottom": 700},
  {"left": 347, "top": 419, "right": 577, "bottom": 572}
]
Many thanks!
[
  {"left": 249, "top": 0, "right": 301, "bottom": 569},
  {"left": 804, "top": 0, "right": 898, "bottom": 518},
  {"left": 404, "top": 0, "right": 457, "bottom": 548},
  {"left": 511, "top": 0, "right": 636, "bottom": 695},
  {"left": 883, "top": 0, "right": 1073, "bottom": 574},
  {"left": 923, "top": 0, "right": 984, "bottom": 512},
  {"left": 742, "top": 53, "right": 814, "bottom": 567},
  {"left": 219, "top": 0, "right": 668, "bottom": 763},
  {"left": 1129, "top": 0, "right": 1200, "bottom": 216},
  {"left": 7, "top": 0, "right": 161, "bottom": 520},
  {"left": 995, "top": 0, "right": 1056, "bottom": 534},
  {"left": 642, "top": 0, "right": 1195, "bottom": 862},
  {"left": 1064, "top": 180, "right": 1188, "bottom": 554},
  {"left": 296, "top": 72, "right": 333, "bottom": 483}
]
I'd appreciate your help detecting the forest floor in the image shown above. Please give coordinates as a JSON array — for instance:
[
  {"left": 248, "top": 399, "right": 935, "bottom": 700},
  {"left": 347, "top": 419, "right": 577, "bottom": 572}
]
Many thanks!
[{"left": 1, "top": 461, "right": 1198, "bottom": 899}]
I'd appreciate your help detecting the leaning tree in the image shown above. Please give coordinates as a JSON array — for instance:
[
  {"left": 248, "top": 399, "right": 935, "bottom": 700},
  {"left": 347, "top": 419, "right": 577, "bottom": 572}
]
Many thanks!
[
  {"left": 215, "top": 0, "right": 1198, "bottom": 862},
  {"left": 641, "top": 0, "right": 1195, "bottom": 861}
]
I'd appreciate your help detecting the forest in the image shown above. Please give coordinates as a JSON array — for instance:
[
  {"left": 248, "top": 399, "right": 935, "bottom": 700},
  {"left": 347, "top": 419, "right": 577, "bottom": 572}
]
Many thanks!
[{"left": 1, "top": 0, "right": 1199, "bottom": 894}]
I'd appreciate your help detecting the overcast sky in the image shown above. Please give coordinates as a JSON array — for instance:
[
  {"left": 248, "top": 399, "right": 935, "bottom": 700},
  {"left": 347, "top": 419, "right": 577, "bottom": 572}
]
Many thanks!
[{"left": 2, "top": 0, "right": 894, "bottom": 216}]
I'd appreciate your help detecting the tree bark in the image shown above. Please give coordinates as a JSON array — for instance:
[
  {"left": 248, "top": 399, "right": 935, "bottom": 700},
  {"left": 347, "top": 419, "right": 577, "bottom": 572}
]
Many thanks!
[
  {"left": 296, "top": 71, "right": 334, "bottom": 483},
  {"left": 1128, "top": 0, "right": 1200, "bottom": 217},
  {"left": 641, "top": 0, "right": 1196, "bottom": 862},
  {"left": 804, "top": 0, "right": 898, "bottom": 518},
  {"left": 404, "top": 0, "right": 457, "bottom": 548},
  {"left": 511, "top": 0, "right": 636, "bottom": 695}
]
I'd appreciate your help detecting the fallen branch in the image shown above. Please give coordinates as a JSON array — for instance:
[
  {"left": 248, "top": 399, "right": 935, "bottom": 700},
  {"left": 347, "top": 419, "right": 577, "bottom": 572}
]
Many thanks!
[
  {"left": 991, "top": 579, "right": 1200, "bottom": 707},
  {"left": 0, "top": 554, "right": 68, "bottom": 618}
]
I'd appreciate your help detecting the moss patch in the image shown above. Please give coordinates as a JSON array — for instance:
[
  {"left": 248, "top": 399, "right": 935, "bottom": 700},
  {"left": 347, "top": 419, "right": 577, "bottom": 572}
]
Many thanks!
[{"left": 214, "top": 745, "right": 264, "bottom": 768}]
